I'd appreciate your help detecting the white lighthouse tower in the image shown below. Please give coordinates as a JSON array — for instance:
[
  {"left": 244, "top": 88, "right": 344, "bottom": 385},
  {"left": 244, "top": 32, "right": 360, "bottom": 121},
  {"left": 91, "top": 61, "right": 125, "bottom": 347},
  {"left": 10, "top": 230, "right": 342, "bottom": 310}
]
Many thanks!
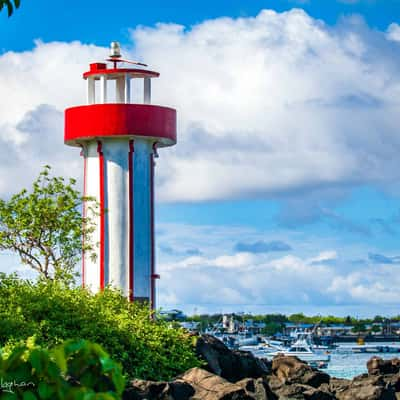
[{"left": 64, "top": 42, "right": 176, "bottom": 307}]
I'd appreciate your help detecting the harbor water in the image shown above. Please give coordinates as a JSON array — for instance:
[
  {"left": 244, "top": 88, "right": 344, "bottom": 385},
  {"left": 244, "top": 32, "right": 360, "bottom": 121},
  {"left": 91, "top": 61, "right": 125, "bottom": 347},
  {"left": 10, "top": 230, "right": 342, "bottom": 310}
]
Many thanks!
[
  {"left": 239, "top": 340, "right": 400, "bottom": 379},
  {"left": 326, "top": 343, "right": 398, "bottom": 379}
]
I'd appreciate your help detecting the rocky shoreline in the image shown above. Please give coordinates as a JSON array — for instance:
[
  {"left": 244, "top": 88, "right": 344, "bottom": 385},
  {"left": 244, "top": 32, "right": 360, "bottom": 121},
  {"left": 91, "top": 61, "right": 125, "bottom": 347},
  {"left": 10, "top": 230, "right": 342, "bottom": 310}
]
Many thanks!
[{"left": 123, "top": 335, "right": 400, "bottom": 399}]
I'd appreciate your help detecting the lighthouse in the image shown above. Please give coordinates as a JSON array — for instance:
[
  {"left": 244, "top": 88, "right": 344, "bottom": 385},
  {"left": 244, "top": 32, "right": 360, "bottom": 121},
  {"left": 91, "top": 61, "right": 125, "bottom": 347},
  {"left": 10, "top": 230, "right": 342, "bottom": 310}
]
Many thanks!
[{"left": 64, "top": 42, "right": 176, "bottom": 308}]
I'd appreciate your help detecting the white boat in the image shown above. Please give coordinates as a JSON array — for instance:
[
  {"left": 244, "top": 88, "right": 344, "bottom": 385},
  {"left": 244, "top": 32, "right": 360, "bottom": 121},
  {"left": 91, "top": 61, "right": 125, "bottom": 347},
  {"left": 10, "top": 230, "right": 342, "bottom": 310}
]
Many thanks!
[
  {"left": 290, "top": 330, "right": 334, "bottom": 352},
  {"left": 266, "top": 335, "right": 331, "bottom": 364},
  {"left": 239, "top": 338, "right": 286, "bottom": 357}
]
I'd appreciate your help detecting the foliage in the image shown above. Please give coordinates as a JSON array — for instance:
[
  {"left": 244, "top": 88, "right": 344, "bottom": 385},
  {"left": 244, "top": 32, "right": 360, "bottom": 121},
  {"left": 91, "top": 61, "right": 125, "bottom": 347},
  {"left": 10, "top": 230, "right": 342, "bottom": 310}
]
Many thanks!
[
  {"left": 371, "top": 324, "right": 381, "bottom": 334},
  {"left": 0, "top": 274, "right": 201, "bottom": 381},
  {"left": 183, "top": 312, "right": 398, "bottom": 335},
  {"left": 0, "top": 337, "right": 125, "bottom": 399},
  {"left": 0, "top": 166, "right": 96, "bottom": 284},
  {"left": 0, "top": 0, "right": 20, "bottom": 17},
  {"left": 186, "top": 314, "right": 222, "bottom": 331},
  {"left": 261, "top": 322, "right": 282, "bottom": 336},
  {"left": 351, "top": 322, "right": 368, "bottom": 334}
]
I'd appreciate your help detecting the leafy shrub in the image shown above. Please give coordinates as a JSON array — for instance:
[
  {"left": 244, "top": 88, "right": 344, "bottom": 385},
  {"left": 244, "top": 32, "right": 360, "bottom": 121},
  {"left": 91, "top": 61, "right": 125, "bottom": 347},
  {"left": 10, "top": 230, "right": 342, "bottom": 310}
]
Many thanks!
[
  {"left": 0, "top": 338, "right": 125, "bottom": 399},
  {"left": 0, "top": 274, "right": 201, "bottom": 381},
  {"left": 0, "top": 166, "right": 97, "bottom": 284}
]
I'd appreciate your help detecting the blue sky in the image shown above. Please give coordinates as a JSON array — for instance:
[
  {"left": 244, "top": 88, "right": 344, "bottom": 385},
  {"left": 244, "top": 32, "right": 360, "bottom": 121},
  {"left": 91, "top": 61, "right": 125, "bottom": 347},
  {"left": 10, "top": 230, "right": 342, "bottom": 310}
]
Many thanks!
[
  {"left": 1, "top": 0, "right": 400, "bottom": 316},
  {"left": 2, "top": 0, "right": 400, "bottom": 52}
]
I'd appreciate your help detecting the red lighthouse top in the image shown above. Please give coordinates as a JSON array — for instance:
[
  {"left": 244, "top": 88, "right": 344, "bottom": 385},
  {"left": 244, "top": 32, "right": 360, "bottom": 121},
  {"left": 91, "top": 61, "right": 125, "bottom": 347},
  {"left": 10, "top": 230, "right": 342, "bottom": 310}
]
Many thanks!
[
  {"left": 83, "top": 41, "right": 159, "bottom": 80},
  {"left": 64, "top": 42, "right": 176, "bottom": 147},
  {"left": 83, "top": 63, "right": 159, "bottom": 80}
]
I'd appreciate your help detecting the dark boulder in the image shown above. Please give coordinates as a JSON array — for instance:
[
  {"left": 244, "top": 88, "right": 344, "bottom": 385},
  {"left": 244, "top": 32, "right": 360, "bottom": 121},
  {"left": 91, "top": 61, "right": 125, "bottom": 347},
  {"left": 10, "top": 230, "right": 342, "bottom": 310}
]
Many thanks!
[
  {"left": 196, "top": 335, "right": 270, "bottom": 383},
  {"left": 367, "top": 357, "right": 400, "bottom": 376},
  {"left": 123, "top": 379, "right": 194, "bottom": 400},
  {"left": 325, "top": 377, "right": 351, "bottom": 396},
  {"left": 179, "top": 367, "right": 252, "bottom": 399},
  {"left": 273, "top": 383, "right": 314, "bottom": 399},
  {"left": 123, "top": 379, "right": 169, "bottom": 399},
  {"left": 271, "top": 355, "right": 330, "bottom": 388},
  {"left": 302, "top": 386, "right": 336, "bottom": 400},
  {"left": 335, "top": 374, "right": 396, "bottom": 400},
  {"left": 236, "top": 377, "right": 277, "bottom": 400},
  {"left": 170, "top": 380, "right": 197, "bottom": 400}
]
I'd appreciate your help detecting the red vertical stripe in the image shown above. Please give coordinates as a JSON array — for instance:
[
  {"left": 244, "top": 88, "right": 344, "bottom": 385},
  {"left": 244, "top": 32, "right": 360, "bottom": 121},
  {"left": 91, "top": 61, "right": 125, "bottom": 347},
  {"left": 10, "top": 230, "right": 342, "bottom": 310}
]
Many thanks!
[
  {"left": 97, "top": 141, "right": 105, "bottom": 290},
  {"left": 128, "top": 140, "right": 134, "bottom": 302},
  {"left": 150, "top": 151, "right": 155, "bottom": 309},
  {"left": 81, "top": 147, "right": 87, "bottom": 288}
]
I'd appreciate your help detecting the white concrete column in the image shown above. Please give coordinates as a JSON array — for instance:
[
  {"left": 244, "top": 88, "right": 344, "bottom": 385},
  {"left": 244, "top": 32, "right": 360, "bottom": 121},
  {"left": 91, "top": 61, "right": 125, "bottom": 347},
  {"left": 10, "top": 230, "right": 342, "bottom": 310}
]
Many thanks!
[
  {"left": 124, "top": 75, "right": 131, "bottom": 103},
  {"left": 83, "top": 142, "right": 101, "bottom": 292},
  {"left": 87, "top": 78, "right": 95, "bottom": 104},
  {"left": 144, "top": 78, "right": 151, "bottom": 104},
  {"left": 100, "top": 75, "right": 107, "bottom": 103},
  {"left": 132, "top": 138, "right": 153, "bottom": 301},
  {"left": 116, "top": 77, "right": 125, "bottom": 103},
  {"left": 102, "top": 139, "right": 130, "bottom": 295}
]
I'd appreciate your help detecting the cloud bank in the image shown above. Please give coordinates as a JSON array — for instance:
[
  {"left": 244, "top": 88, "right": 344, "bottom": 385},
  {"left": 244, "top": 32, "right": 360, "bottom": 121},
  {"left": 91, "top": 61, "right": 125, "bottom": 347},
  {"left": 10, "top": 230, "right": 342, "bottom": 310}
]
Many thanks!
[
  {"left": 154, "top": 223, "right": 400, "bottom": 314},
  {"left": 158, "top": 245, "right": 400, "bottom": 310},
  {"left": 0, "top": 10, "right": 400, "bottom": 203}
]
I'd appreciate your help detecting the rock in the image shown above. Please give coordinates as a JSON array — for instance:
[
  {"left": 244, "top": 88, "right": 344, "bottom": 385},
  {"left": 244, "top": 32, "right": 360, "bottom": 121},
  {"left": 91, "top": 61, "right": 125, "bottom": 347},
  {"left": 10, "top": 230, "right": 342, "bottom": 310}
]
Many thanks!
[
  {"left": 123, "top": 379, "right": 169, "bottom": 399},
  {"left": 124, "top": 346, "right": 400, "bottom": 400},
  {"left": 169, "top": 380, "right": 196, "bottom": 400},
  {"left": 368, "top": 357, "right": 400, "bottom": 376},
  {"left": 266, "top": 375, "right": 284, "bottom": 393},
  {"left": 179, "top": 367, "right": 253, "bottom": 399},
  {"left": 303, "top": 387, "right": 336, "bottom": 400},
  {"left": 337, "top": 385, "right": 395, "bottom": 400},
  {"left": 383, "top": 373, "right": 400, "bottom": 392},
  {"left": 196, "top": 335, "right": 270, "bottom": 383},
  {"left": 123, "top": 379, "right": 194, "bottom": 400},
  {"left": 335, "top": 374, "right": 396, "bottom": 400},
  {"left": 236, "top": 377, "right": 277, "bottom": 400},
  {"left": 271, "top": 355, "right": 330, "bottom": 388},
  {"left": 327, "top": 377, "right": 351, "bottom": 396},
  {"left": 273, "top": 383, "right": 314, "bottom": 399}
]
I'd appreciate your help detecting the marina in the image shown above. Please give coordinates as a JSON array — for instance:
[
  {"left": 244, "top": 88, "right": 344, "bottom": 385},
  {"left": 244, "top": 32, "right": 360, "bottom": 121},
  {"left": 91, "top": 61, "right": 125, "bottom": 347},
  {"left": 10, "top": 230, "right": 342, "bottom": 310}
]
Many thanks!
[{"left": 214, "top": 332, "right": 400, "bottom": 379}]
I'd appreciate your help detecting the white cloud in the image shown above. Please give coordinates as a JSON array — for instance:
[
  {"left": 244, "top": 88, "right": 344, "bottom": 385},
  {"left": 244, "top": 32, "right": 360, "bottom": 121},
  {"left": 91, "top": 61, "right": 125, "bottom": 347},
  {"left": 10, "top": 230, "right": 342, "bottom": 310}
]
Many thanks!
[
  {"left": 307, "top": 250, "right": 338, "bottom": 264},
  {"left": 158, "top": 247, "right": 400, "bottom": 311},
  {"left": 151, "top": 222, "right": 400, "bottom": 313},
  {"left": 0, "top": 42, "right": 105, "bottom": 196},
  {"left": 387, "top": 23, "right": 400, "bottom": 42},
  {"left": 0, "top": 11, "right": 400, "bottom": 202},
  {"left": 132, "top": 10, "right": 400, "bottom": 201}
]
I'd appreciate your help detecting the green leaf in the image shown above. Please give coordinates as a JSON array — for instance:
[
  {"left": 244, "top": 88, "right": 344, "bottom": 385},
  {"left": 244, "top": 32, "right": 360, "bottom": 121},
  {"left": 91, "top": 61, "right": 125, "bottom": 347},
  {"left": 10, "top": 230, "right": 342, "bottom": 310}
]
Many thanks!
[
  {"left": 22, "top": 391, "right": 37, "bottom": 400},
  {"left": 38, "top": 381, "right": 54, "bottom": 399},
  {"left": 51, "top": 348, "right": 67, "bottom": 374},
  {"left": 29, "top": 349, "right": 45, "bottom": 373},
  {"left": 0, "top": 393, "right": 18, "bottom": 400},
  {"left": 5, "top": 1, "right": 13, "bottom": 17}
]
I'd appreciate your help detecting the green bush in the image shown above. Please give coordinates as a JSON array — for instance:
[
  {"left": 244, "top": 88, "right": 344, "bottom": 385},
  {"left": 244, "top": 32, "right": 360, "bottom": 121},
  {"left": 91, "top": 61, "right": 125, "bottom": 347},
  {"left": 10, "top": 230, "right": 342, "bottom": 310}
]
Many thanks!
[
  {"left": 0, "top": 338, "right": 125, "bottom": 399},
  {"left": 0, "top": 274, "right": 201, "bottom": 381}
]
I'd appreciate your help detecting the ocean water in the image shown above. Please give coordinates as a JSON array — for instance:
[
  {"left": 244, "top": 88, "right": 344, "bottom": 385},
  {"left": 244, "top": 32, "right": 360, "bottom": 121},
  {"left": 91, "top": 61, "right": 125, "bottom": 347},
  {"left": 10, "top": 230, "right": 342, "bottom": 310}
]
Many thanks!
[
  {"left": 325, "top": 343, "right": 399, "bottom": 379},
  {"left": 240, "top": 340, "right": 399, "bottom": 380}
]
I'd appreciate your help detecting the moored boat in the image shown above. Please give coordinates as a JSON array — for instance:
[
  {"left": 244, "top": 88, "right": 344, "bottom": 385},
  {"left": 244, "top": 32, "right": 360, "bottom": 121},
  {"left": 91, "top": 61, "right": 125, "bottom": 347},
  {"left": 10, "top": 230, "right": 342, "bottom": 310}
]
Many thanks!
[{"left": 265, "top": 334, "right": 331, "bottom": 364}]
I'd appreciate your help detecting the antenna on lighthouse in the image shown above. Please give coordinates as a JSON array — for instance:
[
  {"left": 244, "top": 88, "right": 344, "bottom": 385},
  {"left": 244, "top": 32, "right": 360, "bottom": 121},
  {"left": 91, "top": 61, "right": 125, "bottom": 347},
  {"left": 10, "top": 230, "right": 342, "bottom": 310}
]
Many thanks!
[{"left": 107, "top": 41, "right": 148, "bottom": 68}]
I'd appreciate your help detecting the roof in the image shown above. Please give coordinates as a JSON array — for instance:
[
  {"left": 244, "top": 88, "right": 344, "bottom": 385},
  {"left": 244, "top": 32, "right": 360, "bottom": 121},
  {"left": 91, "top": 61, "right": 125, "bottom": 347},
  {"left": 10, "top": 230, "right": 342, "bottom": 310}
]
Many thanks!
[{"left": 83, "top": 63, "right": 159, "bottom": 80}]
